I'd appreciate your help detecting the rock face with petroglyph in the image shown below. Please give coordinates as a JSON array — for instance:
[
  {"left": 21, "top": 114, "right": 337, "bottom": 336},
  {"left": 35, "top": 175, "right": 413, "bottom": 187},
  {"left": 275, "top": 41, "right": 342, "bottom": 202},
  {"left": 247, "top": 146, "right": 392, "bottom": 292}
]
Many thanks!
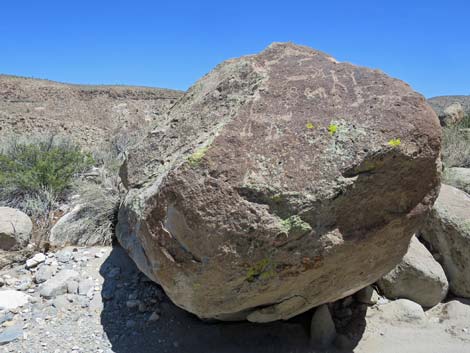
[{"left": 117, "top": 43, "right": 441, "bottom": 322}]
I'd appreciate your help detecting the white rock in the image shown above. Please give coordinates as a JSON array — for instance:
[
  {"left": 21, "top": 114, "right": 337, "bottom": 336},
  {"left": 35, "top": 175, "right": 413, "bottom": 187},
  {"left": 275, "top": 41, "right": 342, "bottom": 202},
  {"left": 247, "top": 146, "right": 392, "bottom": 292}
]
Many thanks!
[
  {"left": 39, "top": 269, "right": 79, "bottom": 299},
  {"left": 0, "top": 290, "right": 30, "bottom": 310},
  {"left": 26, "top": 253, "right": 46, "bottom": 269},
  {"left": 0, "top": 207, "right": 32, "bottom": 250},
  {"left": 78, "top": 279, "right": 94, "bottom": 297},
  {"left": 374, "top": 299, "right": 425, "bottom": 323}
]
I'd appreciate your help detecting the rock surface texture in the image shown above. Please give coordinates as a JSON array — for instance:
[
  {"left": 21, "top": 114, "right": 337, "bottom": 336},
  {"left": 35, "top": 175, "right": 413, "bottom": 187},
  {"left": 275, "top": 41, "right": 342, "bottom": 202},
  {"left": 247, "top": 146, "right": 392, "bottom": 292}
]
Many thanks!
[
  {"left": 377, "top": 236, "right": 448, "bottom": 307},
  {"left": 117, "top": 43, "right": 441, "bottom": 322},
  {"left": 421, "top": 184, "right": 470, "bottom": 297},
  {"left": 0, "top": 207, "right": 32, "bottom": 250}
]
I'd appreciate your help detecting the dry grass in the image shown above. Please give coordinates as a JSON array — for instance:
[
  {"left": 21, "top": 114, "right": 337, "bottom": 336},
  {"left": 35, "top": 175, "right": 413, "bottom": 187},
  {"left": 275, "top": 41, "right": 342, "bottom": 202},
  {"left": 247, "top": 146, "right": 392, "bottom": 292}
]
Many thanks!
[
  {"left": 441, "top": 115, "right": 470, "bottom": 168},
  {"left": 58, "top": 179, "right": 120, "bottom": 245}
]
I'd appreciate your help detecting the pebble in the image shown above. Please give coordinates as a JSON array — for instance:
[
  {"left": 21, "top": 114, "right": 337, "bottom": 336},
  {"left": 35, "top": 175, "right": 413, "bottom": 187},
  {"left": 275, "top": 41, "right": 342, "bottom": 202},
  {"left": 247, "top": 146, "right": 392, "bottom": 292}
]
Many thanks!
[
  {"left": 39, "top": 269, "right": 79, "bottom": 299},
  {"left": 126, "top": 300, "right": 140, "bottom": 309},
  {"left": 67, "top": 281, "right": 79, "bottom": 294},
  {"left": 25, "top": 253, "right": 46, "bottom": 269},
  {"left": 78, "top": 279, "right": 94, "bottom": 297},
  {"left": 55, "top": 251, "right": 72, "bottom": 263},
  {"left": 34, "top": 265, "right": 55, "bottom": 284},
  {"left": 148, "top": 312, "right": 160, "bottom": 321},
  {"left": 0, "top": 324, "right": 23, "bottom": 344}
]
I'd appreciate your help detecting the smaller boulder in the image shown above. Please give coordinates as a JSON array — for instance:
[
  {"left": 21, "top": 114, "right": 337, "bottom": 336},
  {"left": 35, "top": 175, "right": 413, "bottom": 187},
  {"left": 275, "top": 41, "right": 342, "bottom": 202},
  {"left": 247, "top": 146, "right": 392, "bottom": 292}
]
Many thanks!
[
  {"left": 310, "top": 304, "right": 336, "bottom": 349},
  {"left": 374, "top": 299, "right": 425, "bottom": 323},
  {"left": 439, "top": 102, "right": 465, "bottom": 126},
  {"left": 39, "top": 269, "right": 79, "bottom": 299},
  {"left": 49, "top": 204, "right": 114, "bottom": 247},
  {"left": 420, "top": 184, "right": 470, "bottom": 297},
  {"left": 0, "top": 290, "right": 30, "bottom": 310},
  {"left": 438, "top": 299, "right": 470, "bottom": 321},
  {"left": 377, "top": 236, "right": 449, "bottom": 307},
  {"left": 443, "top": 167, "right": 470, "bottom": 195},
  {"left": 49, "top": 205, "right": 83, "bottom": 247},
  {"left": 0, "top": 207, "right": 32, "bottom": 250},
  {"left": 78, "top": 279, "right": 94, "bottom": 297},
  {"left": 25, "top": 253, "right": 46, "bottom": 269},
  {"left": 34, "top": 265, "right": 55, "bottom": 284}
]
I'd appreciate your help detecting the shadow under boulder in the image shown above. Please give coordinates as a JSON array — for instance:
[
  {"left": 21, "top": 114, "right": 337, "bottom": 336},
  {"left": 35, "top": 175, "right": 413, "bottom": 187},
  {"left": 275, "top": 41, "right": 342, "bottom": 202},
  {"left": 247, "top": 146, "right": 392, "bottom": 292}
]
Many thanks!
[{"left": 99, "top": 245, "right": 367, "bottom": 353}]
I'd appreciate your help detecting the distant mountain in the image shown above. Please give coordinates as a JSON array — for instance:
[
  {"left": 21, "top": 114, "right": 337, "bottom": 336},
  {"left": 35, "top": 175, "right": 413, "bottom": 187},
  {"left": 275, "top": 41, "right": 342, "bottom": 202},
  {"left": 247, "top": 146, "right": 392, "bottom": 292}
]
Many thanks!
[
  {"left": 428, "top": 95, "right": 470, "bottom": 116},
  {"left": 0, "top": 74, "right": 184, "bottom": 146}
]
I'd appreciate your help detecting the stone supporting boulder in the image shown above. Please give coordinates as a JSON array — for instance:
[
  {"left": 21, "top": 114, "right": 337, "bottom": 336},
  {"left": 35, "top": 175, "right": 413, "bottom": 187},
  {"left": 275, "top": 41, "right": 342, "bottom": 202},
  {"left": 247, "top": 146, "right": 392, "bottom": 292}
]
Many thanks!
[
  {"left": 0, "top": 207, "right": 32, "bottom": 250},
  {"left": 377, "top": 236, "right": 448, "bottom": 307},
  {"left": 117, "top": 43, "right": 441, "bottom": 322},
  {"left": 420, "top": 184, "right": 470, "bottom": 297},
  {"left": 310, "top": 304, "right": 336, "bottom": 348}
]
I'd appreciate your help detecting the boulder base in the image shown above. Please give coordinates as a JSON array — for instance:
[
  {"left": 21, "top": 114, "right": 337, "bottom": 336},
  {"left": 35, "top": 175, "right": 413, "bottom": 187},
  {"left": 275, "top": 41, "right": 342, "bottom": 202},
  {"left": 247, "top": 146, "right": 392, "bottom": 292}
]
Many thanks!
[{"left": 117, "top": 43, "right": 441, "bottom": 322}]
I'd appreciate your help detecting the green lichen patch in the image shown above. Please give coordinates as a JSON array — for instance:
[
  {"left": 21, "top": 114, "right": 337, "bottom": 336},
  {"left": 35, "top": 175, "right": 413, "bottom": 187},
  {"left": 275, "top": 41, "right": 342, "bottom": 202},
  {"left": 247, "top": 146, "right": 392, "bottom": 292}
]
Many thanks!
[
  {"left": 387, "top": 138, "right": 401, "bottom": 147},
  {"left": 328, "top": 124, "right": 338, "bottom": 136},
  {"left": 246, "top": 258, "right": 273, "bottom": 282},
  {"left": 188, "top": 146, "right": 209, "bottom": 166},
  {"left": 280, "top": 215, "right": 312, "bottom": 238}
]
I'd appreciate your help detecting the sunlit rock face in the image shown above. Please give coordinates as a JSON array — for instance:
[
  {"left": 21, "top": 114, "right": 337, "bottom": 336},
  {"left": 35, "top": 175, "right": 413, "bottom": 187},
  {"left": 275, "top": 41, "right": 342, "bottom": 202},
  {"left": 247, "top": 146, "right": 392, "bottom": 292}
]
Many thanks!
[{"left": 117, "top": 43, "right": 441, "bottom": 322}]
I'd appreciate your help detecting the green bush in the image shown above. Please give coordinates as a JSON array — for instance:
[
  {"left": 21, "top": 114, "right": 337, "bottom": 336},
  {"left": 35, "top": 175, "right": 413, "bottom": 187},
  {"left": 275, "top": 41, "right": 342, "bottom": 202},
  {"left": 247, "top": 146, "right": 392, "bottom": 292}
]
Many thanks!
[{"left": 0, "top": 135, "right": 94, "bottom": 204}]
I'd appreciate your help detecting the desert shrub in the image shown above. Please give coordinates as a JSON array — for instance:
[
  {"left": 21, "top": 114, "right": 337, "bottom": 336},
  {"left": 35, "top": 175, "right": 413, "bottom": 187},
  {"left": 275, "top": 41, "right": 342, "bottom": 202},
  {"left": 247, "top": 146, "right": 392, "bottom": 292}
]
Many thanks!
[
  {"left": 441, "top": 115, "right": 470, "bottom": 168},
  {"left": 459, "top": 114, "right": 470, "bottom": 128},
  {"left": 0, "top": 135, "right": 94, "bottom": 199},
  {"left": 0, "top": 134, "right": 96, "bottom": 245},
  {"left": 61, "top": 135, "right": 126, "bottom": 245}
]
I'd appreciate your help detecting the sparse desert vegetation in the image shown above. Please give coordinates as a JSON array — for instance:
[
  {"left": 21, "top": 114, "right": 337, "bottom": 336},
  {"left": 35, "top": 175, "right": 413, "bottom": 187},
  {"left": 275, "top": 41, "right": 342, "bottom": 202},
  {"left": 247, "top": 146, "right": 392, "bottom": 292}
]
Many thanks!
[
  {"left": 442, "top": 115, "right": 470, "bottom": 168},
  {"left": 0, "top": 133, "right": 124, "bottom": 246}
]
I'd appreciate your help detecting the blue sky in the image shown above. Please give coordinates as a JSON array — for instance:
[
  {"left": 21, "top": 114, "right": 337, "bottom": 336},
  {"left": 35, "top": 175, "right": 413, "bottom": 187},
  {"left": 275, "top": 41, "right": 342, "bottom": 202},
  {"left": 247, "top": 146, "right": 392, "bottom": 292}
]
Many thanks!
[{"left": 1, "top": 0, "right": 468, "bottom": 97}]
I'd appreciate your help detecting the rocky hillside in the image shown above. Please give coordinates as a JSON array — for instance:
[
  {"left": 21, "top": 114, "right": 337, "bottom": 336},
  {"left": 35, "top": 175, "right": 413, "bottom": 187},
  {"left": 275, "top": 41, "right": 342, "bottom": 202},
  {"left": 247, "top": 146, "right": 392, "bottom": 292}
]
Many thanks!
[
  {"left": 428, "top": 95, "right": 470, "bottom": 116},
  {"left": 0, "top": 74, "right": 184, "bottom": 146}
]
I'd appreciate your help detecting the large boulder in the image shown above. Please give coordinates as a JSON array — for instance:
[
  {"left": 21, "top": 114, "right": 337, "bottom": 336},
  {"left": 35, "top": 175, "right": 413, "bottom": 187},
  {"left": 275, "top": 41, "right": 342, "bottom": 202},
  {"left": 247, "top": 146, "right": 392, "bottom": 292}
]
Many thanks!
[
  {"left": 0, "top": 207, "right": 32, "bottom": 250},
  {"left": 420, "top": 184, "right": 470, "bottom": 297},
  {"left": 443, "top": 167, "right": 470, "bottom": 194},
  {"left": 377, "top": 236, "right": 448, "bottom": 307},
  {"left": 117, "top": 43, "right": 441, "bottom": 322}
]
